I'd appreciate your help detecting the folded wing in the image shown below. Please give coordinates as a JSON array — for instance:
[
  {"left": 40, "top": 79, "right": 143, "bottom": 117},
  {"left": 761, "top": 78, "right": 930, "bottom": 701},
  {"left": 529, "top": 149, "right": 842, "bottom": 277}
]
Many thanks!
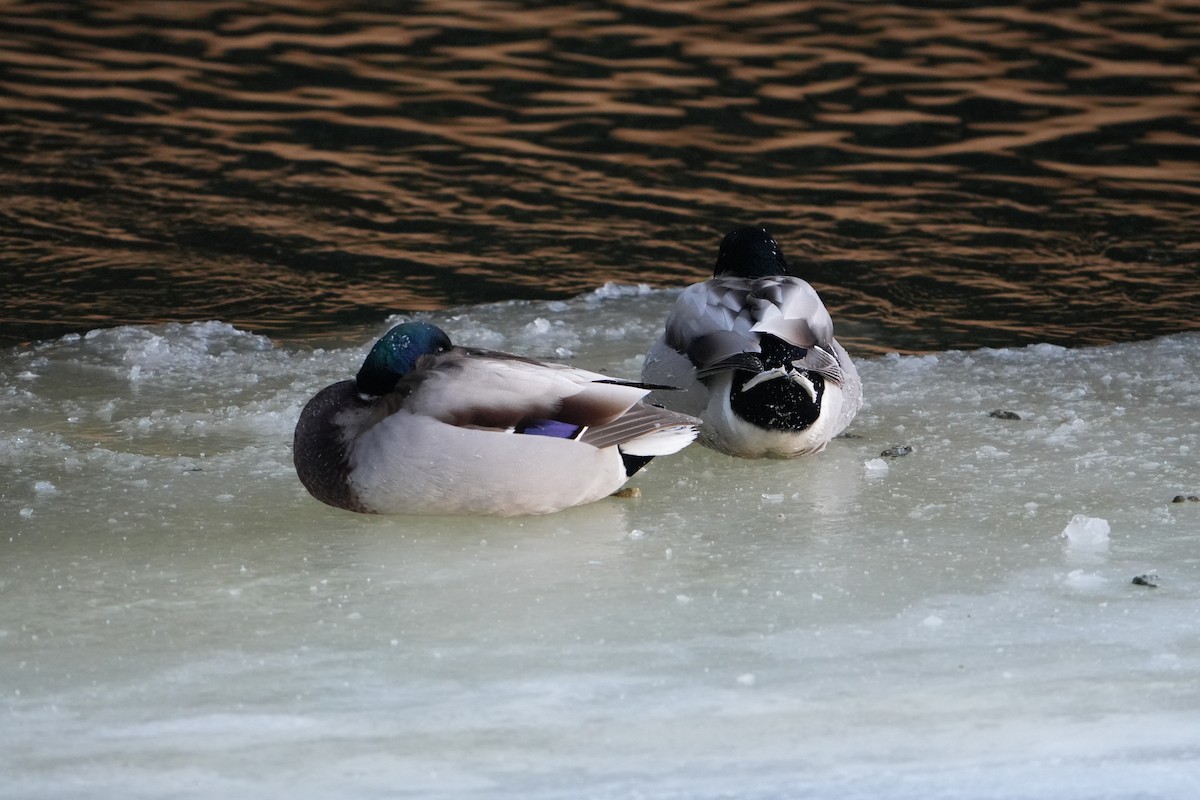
[
  {"left": 665, "top": 276, "right": 842, "bottom": 382},
  {"left": 396, "top": 346, "right": 696, "bottom": 452}
]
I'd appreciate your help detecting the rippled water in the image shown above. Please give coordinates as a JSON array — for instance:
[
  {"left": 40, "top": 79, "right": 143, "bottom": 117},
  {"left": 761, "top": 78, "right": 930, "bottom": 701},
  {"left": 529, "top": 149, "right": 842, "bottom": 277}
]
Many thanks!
[{"left": 2, "top": 1, "right": 1198, "bottom": 351}]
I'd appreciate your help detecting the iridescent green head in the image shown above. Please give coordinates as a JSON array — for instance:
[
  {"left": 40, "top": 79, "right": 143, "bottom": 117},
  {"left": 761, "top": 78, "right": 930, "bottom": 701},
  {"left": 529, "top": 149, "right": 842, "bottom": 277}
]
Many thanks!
[{"left": 355, "top": 321, "right": 452, "bottom": 396}]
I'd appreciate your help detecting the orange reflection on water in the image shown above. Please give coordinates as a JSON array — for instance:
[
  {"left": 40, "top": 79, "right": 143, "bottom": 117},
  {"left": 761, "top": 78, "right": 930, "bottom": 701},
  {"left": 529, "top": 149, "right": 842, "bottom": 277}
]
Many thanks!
[{"left": 1, "top": 0, "right": 1197, "bottom": 350}]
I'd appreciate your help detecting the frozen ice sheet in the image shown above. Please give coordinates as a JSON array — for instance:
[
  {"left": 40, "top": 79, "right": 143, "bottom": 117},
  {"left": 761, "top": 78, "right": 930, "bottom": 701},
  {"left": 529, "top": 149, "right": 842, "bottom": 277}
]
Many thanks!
[{"left": 2, "top": 289, "right": 1199, "bottom": 799}]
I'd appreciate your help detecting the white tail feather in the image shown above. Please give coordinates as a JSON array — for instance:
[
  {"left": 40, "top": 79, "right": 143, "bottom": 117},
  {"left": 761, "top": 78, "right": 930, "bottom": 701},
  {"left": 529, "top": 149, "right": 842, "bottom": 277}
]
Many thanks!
[{"left": 618, "top": 424, "right": 698, "bottom": 457}]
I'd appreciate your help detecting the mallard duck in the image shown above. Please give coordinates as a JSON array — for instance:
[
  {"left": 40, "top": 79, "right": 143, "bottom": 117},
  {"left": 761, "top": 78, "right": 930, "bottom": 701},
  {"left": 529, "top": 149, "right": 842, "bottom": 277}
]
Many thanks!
[
  {"left": 294, "top": 321, "right": 699, "bottom": 516},
  {"left": 642, "top": 226, "right": 862, "bottom": 458}
]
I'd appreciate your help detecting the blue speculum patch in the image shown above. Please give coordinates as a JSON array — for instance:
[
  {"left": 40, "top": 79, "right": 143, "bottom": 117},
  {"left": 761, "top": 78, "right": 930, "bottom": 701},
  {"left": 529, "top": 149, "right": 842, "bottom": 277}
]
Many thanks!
[{"left": 516, "top": 419, "right": 584, "bottom": 439}]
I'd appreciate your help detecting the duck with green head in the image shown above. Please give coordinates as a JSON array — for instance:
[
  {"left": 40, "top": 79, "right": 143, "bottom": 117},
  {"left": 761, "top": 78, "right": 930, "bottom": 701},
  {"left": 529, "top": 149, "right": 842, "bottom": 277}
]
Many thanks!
[{"left": 294, "top": 321, "right": 699, "bottom": 516}]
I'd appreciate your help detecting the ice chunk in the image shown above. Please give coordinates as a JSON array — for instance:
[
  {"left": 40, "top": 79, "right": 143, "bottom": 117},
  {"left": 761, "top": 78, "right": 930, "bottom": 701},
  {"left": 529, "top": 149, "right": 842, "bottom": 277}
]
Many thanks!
[
  {"left": 864, "top": 458, "right": 889, "bottom": 474},
  {"left": 1060, "top": 514, "right": 1110, "bottom": 550},
  {"left": 588, "top": 282, "right": 653, "bottom": 301}
]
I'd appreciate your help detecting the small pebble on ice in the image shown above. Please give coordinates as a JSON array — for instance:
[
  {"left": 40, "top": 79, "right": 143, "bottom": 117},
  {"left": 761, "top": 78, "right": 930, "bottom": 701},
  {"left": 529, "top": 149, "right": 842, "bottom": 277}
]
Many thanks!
[
  {"left": 1060, "top": 514, "right": 1110, "bottom": 550},
  {"left": 880, "top": 445, "right": 913, "bottom": 458}
]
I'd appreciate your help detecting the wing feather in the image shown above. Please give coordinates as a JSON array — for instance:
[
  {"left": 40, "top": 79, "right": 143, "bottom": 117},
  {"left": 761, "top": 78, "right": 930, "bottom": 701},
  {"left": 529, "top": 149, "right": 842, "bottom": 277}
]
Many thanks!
[
  {"left": 664, "top": 275, "right": 839, "bottom": 375},
  {"left": 579, "top": 403, "right": 700, "bottom": 451},
  {"left": 400, "top": 347, "right": 653, "bottom": 430}
]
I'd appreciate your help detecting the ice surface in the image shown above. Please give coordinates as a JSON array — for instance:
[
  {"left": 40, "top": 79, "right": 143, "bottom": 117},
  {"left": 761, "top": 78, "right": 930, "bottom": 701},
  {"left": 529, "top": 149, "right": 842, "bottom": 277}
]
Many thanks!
[{"left": 2, "top": 294, "right": 1199, "bottom": 799}]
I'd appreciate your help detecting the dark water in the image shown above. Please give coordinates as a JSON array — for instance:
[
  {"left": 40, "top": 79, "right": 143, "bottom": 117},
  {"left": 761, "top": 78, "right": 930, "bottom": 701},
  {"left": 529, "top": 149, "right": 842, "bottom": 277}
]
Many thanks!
[{"left": 1, "top": 0, "right": 1197, "bottom": 353}]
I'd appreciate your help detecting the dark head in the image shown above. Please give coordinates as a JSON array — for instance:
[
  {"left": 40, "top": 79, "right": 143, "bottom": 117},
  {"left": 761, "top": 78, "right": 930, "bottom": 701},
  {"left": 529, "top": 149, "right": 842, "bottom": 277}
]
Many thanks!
[
  {"left": 355, "top": 321, "right": 452, "bottom": 396},
  {"left": 714, "top": 226, "right": 790, "bottom": 279}
]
